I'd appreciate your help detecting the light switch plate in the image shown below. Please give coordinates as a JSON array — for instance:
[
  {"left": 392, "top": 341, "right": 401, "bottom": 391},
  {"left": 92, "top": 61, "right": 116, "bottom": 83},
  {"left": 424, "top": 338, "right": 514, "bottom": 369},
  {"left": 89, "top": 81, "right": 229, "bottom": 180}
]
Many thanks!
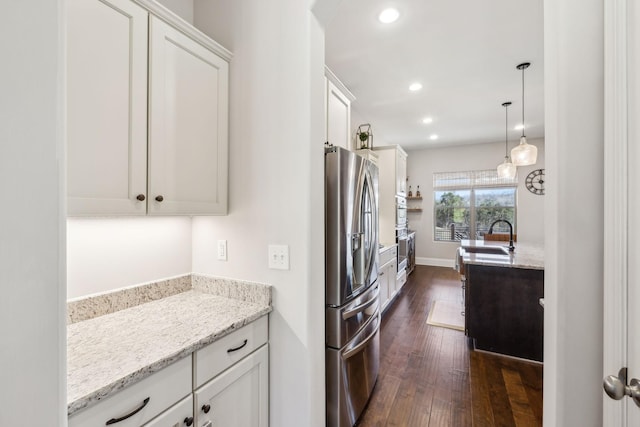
[
  {"left": 217, "top": 240, "right": 228, "bottom": 261},
  {"left": 268, "top": 244, "right": 289, "bottom": 270}
]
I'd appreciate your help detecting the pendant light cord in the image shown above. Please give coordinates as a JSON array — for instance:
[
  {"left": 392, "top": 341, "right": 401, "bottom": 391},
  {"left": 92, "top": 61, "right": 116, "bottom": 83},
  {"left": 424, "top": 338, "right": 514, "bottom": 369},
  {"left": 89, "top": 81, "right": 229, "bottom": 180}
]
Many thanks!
[
  {"left": 521, "top": 65, "right": 525, "bottom": 138},
  {"left": 505, "top": 104, "right": 509, "bottom": 157}
]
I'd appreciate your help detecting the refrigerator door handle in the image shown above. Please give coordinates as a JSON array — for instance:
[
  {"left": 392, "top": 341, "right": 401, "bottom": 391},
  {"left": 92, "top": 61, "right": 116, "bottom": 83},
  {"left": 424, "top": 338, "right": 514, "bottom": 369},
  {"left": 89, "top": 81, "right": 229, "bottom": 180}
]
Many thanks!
[
  {"left": 351, "top": 232, "right": 363, "bottom": 252},
  {"left": 342, "top": 313, "right": 380, "bottom": 360},
  {"left": 342, "top": 286, "right": 379, "bottom": 320}
]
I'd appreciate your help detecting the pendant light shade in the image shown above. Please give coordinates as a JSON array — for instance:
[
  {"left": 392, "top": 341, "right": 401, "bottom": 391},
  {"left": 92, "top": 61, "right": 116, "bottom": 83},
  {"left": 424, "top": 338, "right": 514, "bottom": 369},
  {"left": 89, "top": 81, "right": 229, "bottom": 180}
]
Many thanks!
[
  {"left": 497, "top": 157, "right": 517, "bottom": 179},
  {"left": 497, "top": 102, "right": 517, "bottom": 179},
  {"left": 511, "top": 62, "right": 537, "bottom": 166},
  {"left": 511, "top": 135, "right": 538, "bottom": 166}
]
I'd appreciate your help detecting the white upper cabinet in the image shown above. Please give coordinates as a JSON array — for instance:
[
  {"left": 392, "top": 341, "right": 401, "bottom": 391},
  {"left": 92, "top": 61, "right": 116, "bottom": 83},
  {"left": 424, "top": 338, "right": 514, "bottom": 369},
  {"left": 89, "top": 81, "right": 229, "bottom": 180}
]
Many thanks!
[
  {"left": 325, "top": 67, "right": 355, "bottom": 150},
  {"left": 396, "top": 149, "right": 407, "bottom": 195},
  {"left": 148, "top": 16, "right": 229, "bottom": 215},
  {"left": 67, "top": 0, "right": 149, "bottom": 215},
  {"left": 373, "top": 145, "right": 408, "bottom": 244},
  {"left": 67, "top": 0, "right": 230, "bottom": 216}
]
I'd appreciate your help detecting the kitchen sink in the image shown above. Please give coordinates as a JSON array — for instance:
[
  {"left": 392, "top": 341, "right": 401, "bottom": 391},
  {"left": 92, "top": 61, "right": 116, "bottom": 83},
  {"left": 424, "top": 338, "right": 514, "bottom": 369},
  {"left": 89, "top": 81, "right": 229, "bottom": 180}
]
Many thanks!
[{"left": 462, "top": 246, "right": 510, "bottom": 255}]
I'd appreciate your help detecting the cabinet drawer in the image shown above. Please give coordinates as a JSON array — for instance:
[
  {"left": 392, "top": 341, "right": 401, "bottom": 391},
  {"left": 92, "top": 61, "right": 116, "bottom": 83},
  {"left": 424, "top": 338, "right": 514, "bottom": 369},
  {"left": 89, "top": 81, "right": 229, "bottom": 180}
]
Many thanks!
[
  {"left": 143, "top": 394, "right": 193, "bottom": 427},
  {"left": 379, "top": 246, "right": 397, "bottom": 266},
  {"left": 194, "top": 316, "right": 268, "bottom": 388},
  {"left": 69, "top": 356, "right": 192, "bottom": 427}
]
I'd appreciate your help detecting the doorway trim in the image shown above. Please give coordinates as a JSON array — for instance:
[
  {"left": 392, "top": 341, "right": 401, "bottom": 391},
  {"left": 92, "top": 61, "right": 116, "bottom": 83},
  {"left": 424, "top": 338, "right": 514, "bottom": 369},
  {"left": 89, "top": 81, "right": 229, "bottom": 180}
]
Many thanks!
[{"left": 603, "top": 0, "right": 629, "bottom": 424}]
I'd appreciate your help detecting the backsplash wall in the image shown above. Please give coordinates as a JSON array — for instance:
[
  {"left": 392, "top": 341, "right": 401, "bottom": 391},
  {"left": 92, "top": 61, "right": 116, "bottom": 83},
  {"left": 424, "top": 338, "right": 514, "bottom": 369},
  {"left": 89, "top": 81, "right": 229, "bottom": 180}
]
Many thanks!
[{"left": 66, "top": 217, "right": 192, "bottom": 298}]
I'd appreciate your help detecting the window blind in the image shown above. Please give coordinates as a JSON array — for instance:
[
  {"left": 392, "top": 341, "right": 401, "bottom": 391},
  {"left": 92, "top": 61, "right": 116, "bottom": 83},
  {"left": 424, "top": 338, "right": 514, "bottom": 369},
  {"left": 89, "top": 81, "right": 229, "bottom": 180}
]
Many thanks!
[{"left": 433, "top": 169, "right": 518, "bottom": 190}]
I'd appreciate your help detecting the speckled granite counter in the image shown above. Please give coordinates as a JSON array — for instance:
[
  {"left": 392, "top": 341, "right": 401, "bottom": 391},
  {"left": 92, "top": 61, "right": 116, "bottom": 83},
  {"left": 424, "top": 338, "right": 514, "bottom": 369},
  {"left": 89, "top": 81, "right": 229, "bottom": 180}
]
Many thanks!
[
  {"left": 460, "top": 239, "right": 544, "bottom": 270},
  {"left": 67, "top": 275, "right": 271, "bottom": 416}
]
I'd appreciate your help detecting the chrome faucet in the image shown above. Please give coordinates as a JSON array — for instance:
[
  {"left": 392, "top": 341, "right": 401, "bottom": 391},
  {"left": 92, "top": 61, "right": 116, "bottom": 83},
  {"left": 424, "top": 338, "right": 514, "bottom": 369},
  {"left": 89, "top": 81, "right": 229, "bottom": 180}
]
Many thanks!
[{"left": 488, "top": 219, "right": 515, "bottom": 252}]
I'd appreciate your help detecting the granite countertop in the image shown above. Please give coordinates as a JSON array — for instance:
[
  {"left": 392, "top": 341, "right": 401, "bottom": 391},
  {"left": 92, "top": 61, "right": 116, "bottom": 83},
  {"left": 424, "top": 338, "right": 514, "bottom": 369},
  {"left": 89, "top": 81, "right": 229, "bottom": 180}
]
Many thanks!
[
  {"left": 67, "top": 279, "right": 271, "bottom": 416},
  {"left": 459, "top": 239, "right": 544, "bottom": 270}
]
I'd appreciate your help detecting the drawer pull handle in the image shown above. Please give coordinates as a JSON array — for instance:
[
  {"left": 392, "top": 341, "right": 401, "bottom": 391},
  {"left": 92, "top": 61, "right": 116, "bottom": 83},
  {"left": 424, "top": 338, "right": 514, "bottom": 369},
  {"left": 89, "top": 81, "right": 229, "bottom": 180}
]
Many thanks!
[
  {"left": 105, "top": 397, "right": 150, "bottom": 425},
  {"left": 202, "top": 404, "right": 211, "bottom": 413},
  {"left": 184, "top": 416, "right": 194, "bottom": 426},
  {"left": 227, "top": 339, "right": 248, "bottom": 353}
]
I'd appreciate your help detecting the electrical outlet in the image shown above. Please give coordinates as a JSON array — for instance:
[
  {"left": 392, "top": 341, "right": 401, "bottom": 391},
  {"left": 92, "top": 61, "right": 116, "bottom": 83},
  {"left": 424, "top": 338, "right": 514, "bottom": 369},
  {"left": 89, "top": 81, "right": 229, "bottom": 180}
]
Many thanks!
[
  {"left": 268, "top": 244, "right": 289, "bottom": 270},
  {"left": 217, "top": 240, "right": 228, "bottom": 261}
]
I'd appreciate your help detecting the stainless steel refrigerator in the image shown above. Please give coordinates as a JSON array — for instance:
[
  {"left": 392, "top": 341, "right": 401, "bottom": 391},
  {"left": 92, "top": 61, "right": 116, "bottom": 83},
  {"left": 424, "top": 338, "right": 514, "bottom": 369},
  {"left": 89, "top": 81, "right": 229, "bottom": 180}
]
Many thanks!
[{"left": 325, "top": 146, "right": 380, "bottom": 427}]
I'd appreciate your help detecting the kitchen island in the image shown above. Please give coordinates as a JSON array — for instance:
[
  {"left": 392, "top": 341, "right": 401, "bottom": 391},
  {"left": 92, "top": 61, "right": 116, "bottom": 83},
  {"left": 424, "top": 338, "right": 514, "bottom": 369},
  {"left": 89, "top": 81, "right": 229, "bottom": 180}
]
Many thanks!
[{"left": 458, "top": 240, "right": 544, "bottom": 362}]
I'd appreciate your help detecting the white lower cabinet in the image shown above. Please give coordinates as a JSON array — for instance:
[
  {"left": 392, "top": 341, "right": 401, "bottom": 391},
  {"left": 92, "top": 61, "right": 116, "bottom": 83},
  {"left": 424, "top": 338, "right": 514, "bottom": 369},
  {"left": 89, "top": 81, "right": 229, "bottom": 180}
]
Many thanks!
[
  {"left": 143, "top": 395, "right": 194, "bottom": 427},
  {"left": 194, "top": 316, "right": 268, "bottom": 388},
  {"left": 396, "top": 268, "right": 407, "bottom": 291},
  {"left": 379, "top": 245, "right": 398, "bottom": 311},
  {"left": 194, "top": 345, "right": 269, "bottom": 427},
  {"left": 68, "top": 356, "right": 192, "bottom": 427},
  {"left": 69, "top": 316, "right": 269, "bottom": 427}
]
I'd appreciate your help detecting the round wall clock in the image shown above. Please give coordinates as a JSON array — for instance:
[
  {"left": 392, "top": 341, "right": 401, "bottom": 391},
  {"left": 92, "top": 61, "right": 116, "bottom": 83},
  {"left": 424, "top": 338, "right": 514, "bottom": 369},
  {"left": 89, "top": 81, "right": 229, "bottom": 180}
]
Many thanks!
[{"left": 525, "top": 168, "right": 545, "bottom": 195}]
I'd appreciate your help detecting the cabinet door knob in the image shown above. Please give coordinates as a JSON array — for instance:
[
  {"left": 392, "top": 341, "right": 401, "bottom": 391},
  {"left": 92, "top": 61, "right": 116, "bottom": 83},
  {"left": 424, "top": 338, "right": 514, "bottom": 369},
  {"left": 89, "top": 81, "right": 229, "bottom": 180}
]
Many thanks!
[
  {"left": 202, "top": 404, "right": 211, "bottom": 413},
  {"left": 184, "top": 416, "right": 194, "bottom": 426},
  {"left": 136, "top": 194, "right": 146, "bottom": 201},
  {"left": 155, "top": 195, "right": 164, "bottom": 202}
]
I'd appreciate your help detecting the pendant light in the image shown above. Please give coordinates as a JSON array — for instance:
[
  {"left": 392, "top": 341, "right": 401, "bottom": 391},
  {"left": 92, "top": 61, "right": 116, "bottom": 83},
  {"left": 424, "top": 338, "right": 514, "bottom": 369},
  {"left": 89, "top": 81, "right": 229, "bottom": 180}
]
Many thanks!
[
  {"left": 510, "top": 62, "right": 538, "bottom": 166},
  {"left": 497, "top": 102, "right": 517, "bottom": 179}
]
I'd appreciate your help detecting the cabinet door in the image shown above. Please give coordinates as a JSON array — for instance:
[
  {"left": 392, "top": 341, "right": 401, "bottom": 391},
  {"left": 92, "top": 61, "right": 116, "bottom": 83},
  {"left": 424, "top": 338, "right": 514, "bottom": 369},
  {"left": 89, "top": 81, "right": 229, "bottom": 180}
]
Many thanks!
[
  {"left": 148, "top": 17, "right": 229, "bottom": 215},
  {"left": 194, "top": 345, "right": 268, "bottom": 427},
  {"left": 67, "top": 0, "right": 148, "bottom": 215},
  {"left": 326, "top": 79, "right": 351, "bottom": 150},
  {"left": 143, "top": 395, "right": 193, "bottom": 427},
  {"left": 379, "top": 267, "right": 388, "bottom": 310},
  {"left": 396, "top": 150, "right": 407, "bottom": 195},
  {"left": 390, "top": 261, "right": 399, "bottom": 297}
]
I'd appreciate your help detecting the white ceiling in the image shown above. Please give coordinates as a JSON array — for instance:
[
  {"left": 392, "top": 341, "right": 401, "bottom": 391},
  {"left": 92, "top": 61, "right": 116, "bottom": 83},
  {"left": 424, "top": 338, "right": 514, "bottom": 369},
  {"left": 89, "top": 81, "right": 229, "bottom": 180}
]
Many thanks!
[{"left": 324, "top": 0, "right": 544, "bottom": 150}]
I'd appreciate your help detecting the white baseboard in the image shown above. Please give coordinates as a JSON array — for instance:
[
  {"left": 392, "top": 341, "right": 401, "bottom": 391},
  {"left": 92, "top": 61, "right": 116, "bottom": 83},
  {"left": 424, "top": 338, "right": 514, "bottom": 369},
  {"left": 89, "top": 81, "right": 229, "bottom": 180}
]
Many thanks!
[{"left": 416, "top": 257, "right": 455, "bottom": 269}]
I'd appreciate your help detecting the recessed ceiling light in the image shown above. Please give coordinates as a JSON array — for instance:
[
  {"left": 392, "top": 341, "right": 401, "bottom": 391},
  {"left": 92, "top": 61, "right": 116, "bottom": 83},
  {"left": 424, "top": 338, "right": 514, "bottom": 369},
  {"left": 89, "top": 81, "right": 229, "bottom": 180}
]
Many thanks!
[
  {"left": 422, "top": 117, "right": 433, "bottom": 124},
  {"left": 378, "top": 8, "right": 400, "bottom": 24},
  {"left": 429, "top": 134, "right": 439, "bottom": 140},
  {"left": 514, "top": 124, "right": 525, "bottom": 130},
  {"left": 409, "top": 82, "right": 422, "bottom": 92}
]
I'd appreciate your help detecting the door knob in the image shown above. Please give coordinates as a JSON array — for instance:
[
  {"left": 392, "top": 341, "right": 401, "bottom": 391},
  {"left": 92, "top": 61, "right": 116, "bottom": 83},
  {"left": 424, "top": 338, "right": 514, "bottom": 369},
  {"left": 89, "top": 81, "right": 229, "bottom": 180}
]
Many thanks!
[
  {"left": 603, "top": 367, "right": 640, "bottom": 407},
  {"left": 604, "top": 368, "right": 627, "bottom": 400}
]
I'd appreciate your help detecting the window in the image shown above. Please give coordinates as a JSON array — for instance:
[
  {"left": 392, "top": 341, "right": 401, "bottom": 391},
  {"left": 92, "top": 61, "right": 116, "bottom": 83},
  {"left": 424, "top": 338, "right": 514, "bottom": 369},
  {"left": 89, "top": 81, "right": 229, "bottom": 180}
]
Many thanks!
[{"left": 433, "top": 170, "right": 517, "bottom": 242}]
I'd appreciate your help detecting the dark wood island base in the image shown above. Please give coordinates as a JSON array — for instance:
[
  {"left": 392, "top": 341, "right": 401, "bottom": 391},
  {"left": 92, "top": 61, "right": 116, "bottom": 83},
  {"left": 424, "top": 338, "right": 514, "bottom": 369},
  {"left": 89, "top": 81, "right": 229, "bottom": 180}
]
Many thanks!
[{"left": 465, "top": 264, "right": 544, "bottom": 362}]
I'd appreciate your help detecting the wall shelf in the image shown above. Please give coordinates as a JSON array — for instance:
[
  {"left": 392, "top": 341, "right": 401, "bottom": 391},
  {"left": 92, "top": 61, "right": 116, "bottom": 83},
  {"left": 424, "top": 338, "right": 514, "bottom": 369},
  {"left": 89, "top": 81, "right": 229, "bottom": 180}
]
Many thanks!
[
  {"left": 407, "top": 208, "right": 423, "bottom": 212},
  {"left": 406, "top": 196, "right": 423, "bottom": 200}
]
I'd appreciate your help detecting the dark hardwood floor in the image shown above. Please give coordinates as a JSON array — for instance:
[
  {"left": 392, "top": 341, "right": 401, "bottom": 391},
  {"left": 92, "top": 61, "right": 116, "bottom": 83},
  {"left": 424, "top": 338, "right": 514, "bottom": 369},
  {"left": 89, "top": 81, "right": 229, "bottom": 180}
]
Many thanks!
[{"left": 356, "top": 265, "right": 543, "bottom": 427}]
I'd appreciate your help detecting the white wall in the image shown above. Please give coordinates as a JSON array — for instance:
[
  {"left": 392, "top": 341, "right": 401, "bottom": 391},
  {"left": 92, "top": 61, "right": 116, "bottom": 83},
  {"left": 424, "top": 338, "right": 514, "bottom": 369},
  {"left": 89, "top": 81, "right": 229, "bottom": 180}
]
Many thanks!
[
  {"left": 405, "top": 138, "right": 545, "bottom": 264},
  {"left": 66, "top": 218, "right": 192, "bottom": 298},
  {"left": 543, "top": 0, "right": 604, "bottom": 426},
  {"left": 0, "top": 1, "right": 65, "bottom": 425},
  {"left": 155, "top": 0, "right": 194, "bottom": 23},
  {"left": 192, "top": 1, "right": 326, "bottom": 426}
]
